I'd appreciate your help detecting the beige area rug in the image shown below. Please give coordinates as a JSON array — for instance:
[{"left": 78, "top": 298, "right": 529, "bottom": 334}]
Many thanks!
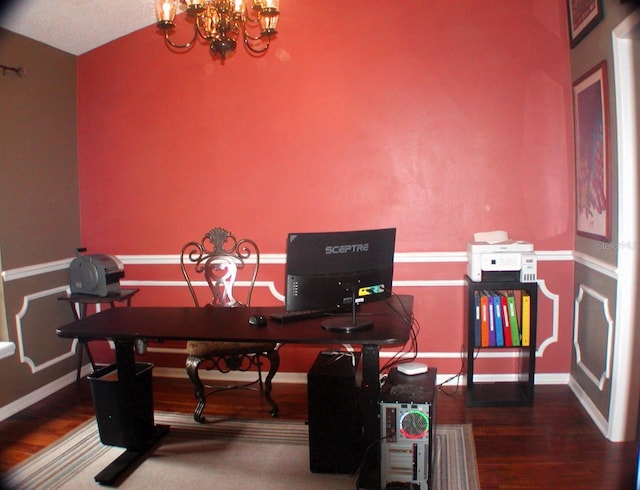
[{"left": 3, "top": 412, "right": 479, "bottom": 489}]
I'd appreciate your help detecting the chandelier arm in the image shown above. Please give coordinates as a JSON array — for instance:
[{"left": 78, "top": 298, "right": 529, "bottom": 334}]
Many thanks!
[
  {"left": 194, "top": 15, "right": 214, "bottom": 41},
  {"left": 163, "top": 24, "right": 199, "bottom": 49},
  {"left": 243, "top": 31, "right": 265, "bottom": 42},
  {"left": 243, "top": 36, "right": 270, "bottom": 55}
]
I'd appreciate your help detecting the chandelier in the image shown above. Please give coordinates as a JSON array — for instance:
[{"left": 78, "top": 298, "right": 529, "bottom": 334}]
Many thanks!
[{"left": 155, "top": 0, "right": 280, "bottom": 60}]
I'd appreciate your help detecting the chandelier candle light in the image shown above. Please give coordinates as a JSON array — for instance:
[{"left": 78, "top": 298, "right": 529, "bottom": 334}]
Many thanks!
[{"left": 155, "top": 0, "right": 280, "bottom": 60}]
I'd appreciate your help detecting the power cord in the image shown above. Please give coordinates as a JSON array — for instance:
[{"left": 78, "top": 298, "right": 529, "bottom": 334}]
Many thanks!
[
  {"left": 379, "top": 293, "right": 421, "bottom": 375},
  {"left": 437, "top": 342, "right": 470, "bottom": 397}
]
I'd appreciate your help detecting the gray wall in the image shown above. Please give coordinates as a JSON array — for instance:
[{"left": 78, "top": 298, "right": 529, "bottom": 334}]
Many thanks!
[
  {"left": 0, "top": 28, "right": 81, "bottom": 409},
  {"left": 569, "top": 0, "right": 639, "bottom": 439}
]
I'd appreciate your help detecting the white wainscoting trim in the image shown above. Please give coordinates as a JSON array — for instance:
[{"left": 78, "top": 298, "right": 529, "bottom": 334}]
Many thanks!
[
  {"left": 0, "top": 248, "right": 577, "bottom": 419},
  {"left": 2, "top": 249, "right": 573, "bottom": 380},
  {"left": 573, "top": 284, "right": 614, "bottom": 391},
  {"left": 573, "top": 251, "right": 617, "bottom": 279},
  {"left": 116, "top": 250, "right": 575, "bottom": 267},
  {"left": 16, "top": 285, "right": 76, "bottom": 373},
  {"left": 1, "top": 258, "right": 71, "bottom": 282},
  {"left": 537, "top": 279, "right": 560, "bottom": 356}
]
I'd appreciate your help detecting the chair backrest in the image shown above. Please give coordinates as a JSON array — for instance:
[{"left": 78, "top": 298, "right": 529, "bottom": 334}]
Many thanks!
[{"left": 180, "top": 227, "right": 260, "bottom": 308}]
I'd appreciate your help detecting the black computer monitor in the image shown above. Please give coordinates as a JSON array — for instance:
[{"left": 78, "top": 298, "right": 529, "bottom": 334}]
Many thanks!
[{"left": 285, "top": 227, "right": 396, "bottom": 332}]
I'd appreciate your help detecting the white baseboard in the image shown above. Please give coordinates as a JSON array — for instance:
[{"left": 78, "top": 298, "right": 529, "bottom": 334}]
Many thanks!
[
  {"left": 0, "top": 365, "right": 91, "bottom": 422},
  {"left": 568, "top": 375, "right": 609, "bottom": 439},
  {"left": 155, "top": 367, "right": 570, "bottom": 387},
  {"left": 0, "top": 366, "right": 572, "bottom": 423}
]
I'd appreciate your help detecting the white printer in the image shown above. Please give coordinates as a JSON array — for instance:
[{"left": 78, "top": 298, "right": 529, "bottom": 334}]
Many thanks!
[
  {"left": 69, "top": 248, "right": 124, "bottom": 296},
  {"left": 467, "top": 231, "right": 537, "bottom": 283}
]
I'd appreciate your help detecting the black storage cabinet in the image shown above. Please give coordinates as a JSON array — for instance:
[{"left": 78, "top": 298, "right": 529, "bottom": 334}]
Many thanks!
[{"left": 88, "top": 362, "right": 155, "bottom": 448}]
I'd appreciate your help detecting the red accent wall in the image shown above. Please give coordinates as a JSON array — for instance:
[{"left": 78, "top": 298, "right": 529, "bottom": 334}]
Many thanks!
[{"left": 77, "top": 1, "right": 575, "bottom": 376}]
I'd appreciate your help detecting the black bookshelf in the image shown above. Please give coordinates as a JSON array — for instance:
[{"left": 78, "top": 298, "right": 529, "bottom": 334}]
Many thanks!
[{"left": 465, "top": 275, "right": 538, "bottom": 407}]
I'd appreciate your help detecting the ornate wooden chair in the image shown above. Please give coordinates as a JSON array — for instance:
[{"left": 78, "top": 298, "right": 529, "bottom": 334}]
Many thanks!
[{"left": 181, "top": 227, "right": 279, "bottom": 423}]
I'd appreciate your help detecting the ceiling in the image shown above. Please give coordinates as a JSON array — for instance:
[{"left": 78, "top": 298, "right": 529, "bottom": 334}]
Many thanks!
[{"left": 0, "top": 0, "right": 158, "bottom": 56}]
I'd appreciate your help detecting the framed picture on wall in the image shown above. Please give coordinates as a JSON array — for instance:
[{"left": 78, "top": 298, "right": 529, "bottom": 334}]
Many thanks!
[
  {"left": 573, "top": 61, "right": 610, "bottom": 241},
  {"left": 567, "top": 0, "right": 603, "bottom": 48}
]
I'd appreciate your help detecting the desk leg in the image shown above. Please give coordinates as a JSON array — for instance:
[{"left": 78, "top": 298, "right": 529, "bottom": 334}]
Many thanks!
[
  {"left": 114, "top": 340, "right": 136, "bottom": 383},
  {"left": 360, "top": 344, "right": 381, "bottom": 443},
  {"left": 93, "top": 424, "right": 169, "bottom": 485},
  {"left": 358, "top": 344, "right": 381, "bottom": 490},
  {"left": 114, "top": 341, "right": 138, "bottom": 443},
  {"left": 93, "top": 341, "right": 168, "bottom": 486}
]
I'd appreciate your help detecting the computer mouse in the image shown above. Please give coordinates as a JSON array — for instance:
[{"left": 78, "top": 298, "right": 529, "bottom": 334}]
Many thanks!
[{"left": 248, "top": 315, "right": 267, "bottom": 327}]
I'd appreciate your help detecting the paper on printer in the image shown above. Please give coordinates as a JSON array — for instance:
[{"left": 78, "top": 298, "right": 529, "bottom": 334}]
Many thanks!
[{"left": 467, "top": 231, "right": 537, "bottom": 282}]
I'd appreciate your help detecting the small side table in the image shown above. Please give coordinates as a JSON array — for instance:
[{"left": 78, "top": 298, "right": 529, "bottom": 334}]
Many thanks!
[{"left": 58, "top": 288, "right": 140, "bottom": 382}]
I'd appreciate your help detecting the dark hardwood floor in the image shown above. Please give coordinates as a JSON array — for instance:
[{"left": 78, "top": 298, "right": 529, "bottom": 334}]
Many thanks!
[{"left": 0, "top": 376, "right": 636, "bottom": 489}]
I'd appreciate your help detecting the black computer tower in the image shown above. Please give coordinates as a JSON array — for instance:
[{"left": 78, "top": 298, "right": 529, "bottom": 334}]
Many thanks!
[
  {"left": 380, "top": 368, "right": 437, "bottom": 490},
  {"left": 307, "top": 351, "right": 364, "bottom": 474}
]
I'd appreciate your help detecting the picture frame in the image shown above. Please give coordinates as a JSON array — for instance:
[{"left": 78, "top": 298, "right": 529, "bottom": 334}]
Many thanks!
[
  {"left": 567, "top": 0, "right": 603, "bottom": 48},
  {"left": 573, "top": 61, "right": 610, "bottom": 241}
]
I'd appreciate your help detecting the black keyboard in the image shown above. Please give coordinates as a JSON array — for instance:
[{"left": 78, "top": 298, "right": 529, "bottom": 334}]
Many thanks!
[{"left": 268, "top": 309, "right": 328, "bottom": 323}]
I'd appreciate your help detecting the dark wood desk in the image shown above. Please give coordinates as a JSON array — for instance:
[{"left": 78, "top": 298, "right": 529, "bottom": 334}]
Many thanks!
[
  {"left": 56, "top": 295, "right": 413, "bottom": 486},
  {"left": 58, "top": 288, "right": 140, "bottom": 382}
]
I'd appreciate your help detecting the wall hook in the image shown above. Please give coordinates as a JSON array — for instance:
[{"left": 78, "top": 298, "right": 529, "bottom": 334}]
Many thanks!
[{"left": 1, "top": 64, "right": 25, "bottom": 77}]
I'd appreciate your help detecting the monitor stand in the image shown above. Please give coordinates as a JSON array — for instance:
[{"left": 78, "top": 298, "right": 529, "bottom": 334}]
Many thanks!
[
  {"left": 321, "top": 316, "right": 373, "bottom": 333},
  {"left": 321, "top": 291, "right": 373, "bottom": 333}
]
